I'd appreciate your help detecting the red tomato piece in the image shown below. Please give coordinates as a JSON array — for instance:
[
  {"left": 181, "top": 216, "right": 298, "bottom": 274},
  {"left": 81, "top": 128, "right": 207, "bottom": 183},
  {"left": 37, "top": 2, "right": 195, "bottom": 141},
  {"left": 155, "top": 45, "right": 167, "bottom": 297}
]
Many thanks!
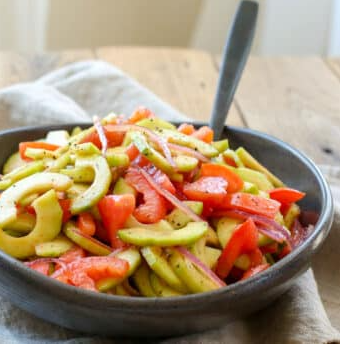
[
  {"left": 200, "top": 163, "right": 244, "bottom": 193},
  {"left": 216, "top": 218, "right": 258, "bottom": 279},
  {"left": 81, "top": 125, "right": 125, "bottom": 149},
  {"left": 177, "top": 123, "right": 195, "bottom": 135},
  {"left": 127, "top": 107, "right": 155, "bottom": 124},
  {"left": 61, "top": 246, "right": 86, "bottom": 264},
  {"left": 25, "top": 260, "right": 50, "bottom": 276},
  {"left": 183, "top": 176, "right": 228, "bottom": 207},
  {"left": 269, "top": 187, "right": 305, "bottom": 204},
  {"left": 19, "top": 142, "right": 60, "bottom": 161},
  {"left": 221, "top": 193, "right": 280, "bottom": 219},
  {"left": 144, "top": 165, "right": 176, "bottom": 194},
  {"left": 124, "top": 168, "right": 167, "bottom": 224},
  {"left": 58, "top": 199, "right": 72, "bottom": 223},
  {"left": 94, "top": 220, "right": 110, "bottom": 244},
  {"left": 191, "top": 126, "right": 214, "bottom": 143},
  {"left": 241, "top": 263, "right": 270, "bottom": 280},
  {"left": 260, "top": 242, "right": 279, "bottom": 254},
  {"left": 97, "top": 194, "right": 135, "bottom": 248},
  {"left": 248, "top": 247, "right": 263, "bottom": 267},
  {"left": 125, "top": 144, "right": 140, "bottom": 161},
  {"left": 77, "top": 212, "right": 96, "bottom": 236}
]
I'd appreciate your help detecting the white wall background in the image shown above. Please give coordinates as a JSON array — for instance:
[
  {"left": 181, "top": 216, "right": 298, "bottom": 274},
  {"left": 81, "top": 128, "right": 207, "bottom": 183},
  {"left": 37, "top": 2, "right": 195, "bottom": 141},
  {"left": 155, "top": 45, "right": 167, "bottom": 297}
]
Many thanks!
[{"left": 0, "top": 0, "right": 339, "bottom": 56}]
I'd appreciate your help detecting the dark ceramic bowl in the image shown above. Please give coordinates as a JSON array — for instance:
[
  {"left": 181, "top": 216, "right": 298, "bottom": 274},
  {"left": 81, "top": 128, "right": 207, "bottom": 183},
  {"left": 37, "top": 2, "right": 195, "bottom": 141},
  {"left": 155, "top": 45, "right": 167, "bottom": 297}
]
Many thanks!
[{"left": 0, "top": 122, "right": 333, "bottom": 337}]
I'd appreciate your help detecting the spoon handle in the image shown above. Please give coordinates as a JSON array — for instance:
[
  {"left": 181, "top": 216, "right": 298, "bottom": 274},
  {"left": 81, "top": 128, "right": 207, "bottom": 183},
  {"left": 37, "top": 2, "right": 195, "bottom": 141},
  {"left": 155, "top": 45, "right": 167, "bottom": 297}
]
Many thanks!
[{"left": 210, "top": 0, "right": 258, "bottom": 140}]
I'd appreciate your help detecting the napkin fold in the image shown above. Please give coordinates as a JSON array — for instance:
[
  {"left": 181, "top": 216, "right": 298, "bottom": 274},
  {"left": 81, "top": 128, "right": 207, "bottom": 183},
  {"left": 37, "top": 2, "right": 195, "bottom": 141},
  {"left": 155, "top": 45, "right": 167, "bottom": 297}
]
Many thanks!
[{"left": 0, "top": 60, "right": 339, "bottom": 344}]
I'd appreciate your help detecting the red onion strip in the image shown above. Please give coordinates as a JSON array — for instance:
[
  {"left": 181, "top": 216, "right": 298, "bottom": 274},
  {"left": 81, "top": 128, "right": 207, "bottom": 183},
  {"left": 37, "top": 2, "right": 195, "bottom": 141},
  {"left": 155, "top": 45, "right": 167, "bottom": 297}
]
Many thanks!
[
  {"left": 25, "top": 258, "right": 68, "bottom": 271},
  {"left": 105, "top": 124, "right": 176, "bottom": 167},
  {"left": 93, "top": 115, "right": 108, "bottom": 155},
  {"left": 175, "top": 247, "right": 226, "bottom": 287},
  {"left": 138, "top": 167, "right": 203, "bottom": 222},
  {"left": 168, "top": 143, "right": 209, "bottom": 162}
]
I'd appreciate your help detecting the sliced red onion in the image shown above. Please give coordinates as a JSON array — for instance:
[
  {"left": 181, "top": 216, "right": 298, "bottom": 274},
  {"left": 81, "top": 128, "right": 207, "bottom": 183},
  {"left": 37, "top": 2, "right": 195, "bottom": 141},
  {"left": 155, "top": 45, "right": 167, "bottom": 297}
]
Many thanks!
[
  {"left": 93, "top": 115, "right": 108, "bottom": 155},
  {"left": 213, "top": 209, "right": 291, "bottom": 243},
  {"left": 138, "top": 167, "right": 202, "bottom": 222},
  {"left": 168, "top": 143, "right": 209, "bottom": 162},
  {"left": 175, "top": 247, "right": 226, "bottom": 288},
  {"left": 25, "top": 258, "right": 68, "bottom": 271},
  {"left": 104, "top": 124, "right": 176, "bottom": 168},
  {"left": 257, "top": 225, "right": 286, "bottom": 243}
]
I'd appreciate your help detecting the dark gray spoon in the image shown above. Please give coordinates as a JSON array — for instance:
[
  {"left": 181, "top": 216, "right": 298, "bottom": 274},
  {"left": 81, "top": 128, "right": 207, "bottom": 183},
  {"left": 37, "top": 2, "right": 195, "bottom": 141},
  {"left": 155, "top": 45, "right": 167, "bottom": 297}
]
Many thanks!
[{"left": 210, "top": 0, "right": 258, "bottom": 140}]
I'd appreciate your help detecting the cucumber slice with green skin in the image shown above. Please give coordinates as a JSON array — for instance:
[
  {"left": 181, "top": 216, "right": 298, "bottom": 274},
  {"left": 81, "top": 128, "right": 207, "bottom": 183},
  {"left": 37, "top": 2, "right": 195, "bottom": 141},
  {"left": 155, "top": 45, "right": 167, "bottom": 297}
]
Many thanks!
[
  {"left": 35, "top": 235, "right": 74, "bottom": 257},
  {"left": 71, "top": 126, "right": 82, "bottom": 136},
  {"left": 60, "top": 167, "right": 95, "bottom": 183},
  {"left": 0, "top": 190, "right": 63, "bottom": 259},
  {"left": 284, "top": 203, "right": 301, "bottom": 229},
  {"left": 204, "top": 247, "right": 221, "bottom": 269},
  {"left": 242, "top": 181, "right": 259, "bottom": 195},
  {"left": 0, "top": 161, "right": 45, "bottom": 190},
  {"left": 124, "top": 215, "right": 174, "bottom": 232},
  {"left": 141, "top": 246, "right": 188, "bottom": 293},
  {"left": 66, "top": 183, "right": 90, "bottom": 199},
  {"left": 158, "top": 129, "right": 219, "bottom": 158},
  {"left": 236, "top": 147, "right": 284, "bottom": 187},
  {"left": 47, "top": 152, "right": 71, "bottom": 172},
  {"left": 131, "top": 132, "right": 173, "bottom": 174},
  {"left": 189, "top": 236, "right": 207, "bottom": 266},
  {"left": 172, "top": 155, "right": 198, "bottom": 172},
  {"left": 212, "top": 139, "right": 229, "bottom": 153},
  {"left": 136, "top": 118, "right": 176, "bottom": 130},
  {"left": 113, "top": 178, "right": 137, "bottom": 197},
  {"left": 118, "top": 222, "right": 208, "bottom": 247},
  {"left": 235, "top": 167, "right": 274, "bottom": 191},
  {"left": 217, "top": 217, "right": 243, "bottom": 248},
  {"left": 2, "top": 152, "right": 25, "bottom": 175},
  {"left": 72, "top": 142, "right": 101, "bottom": 156},
  {"left": 114, "top": 284, "right": 131, "bottom": 296},
  {"left": 96, "top": 248, "right": 142, "bottom": 292},
  {"left": 105, "top": 152, "right": 129, "bottom": 168},
  {"left": 63, "top": 222, "right": 112, "bottom": 256},
  {"left": 166, "top": 201, "right": 203, "bottom": 229},
  {"left": 70, "top": 155, "right": 111, "bottom": 214},
  {"left": 4, "top": 213, "right": 36, "bottom": 234},
  {"left": 234, "top": 254, "right": 250, "bottom": 270},
  {"left": 149, "top": 272, "right": 183, "bottom": 297},
  {"left": 223, "top": 149, "right": 244, "bottom": 167},
  {"left": 205, "top": 227, "right": 220, "bottom": 247},
  {"left": 24, "top": 148, "right": 58, "bottom": 160},
  {"left": 132, "top": 263, "right": 157, "bottom": 297},
  {"left": 0, "top": 172, "right": 72, "bottom": 228},
  {"left": 169, "top": 249, "right": 220, "bottom": 293},
  {"left": 258, "top": 233, "right": 274, "bottom": 246},
  {"left": 18, "top": 193, "right": 39, "bottom": 207}
]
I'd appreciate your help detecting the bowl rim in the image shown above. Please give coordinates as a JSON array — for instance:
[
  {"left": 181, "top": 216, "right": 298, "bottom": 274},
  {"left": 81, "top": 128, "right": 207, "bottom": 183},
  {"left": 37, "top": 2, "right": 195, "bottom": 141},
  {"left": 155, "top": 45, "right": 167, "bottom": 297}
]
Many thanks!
[{"left": 0, "top": 122, "right": 334, "bottom": 311}]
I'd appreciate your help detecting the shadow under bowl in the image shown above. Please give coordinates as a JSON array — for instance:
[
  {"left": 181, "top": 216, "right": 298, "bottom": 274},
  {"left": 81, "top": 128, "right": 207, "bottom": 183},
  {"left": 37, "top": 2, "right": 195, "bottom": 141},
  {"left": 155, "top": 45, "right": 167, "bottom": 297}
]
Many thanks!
[{"left": 0, "top": 122, "right": 333, "bottom": 337}]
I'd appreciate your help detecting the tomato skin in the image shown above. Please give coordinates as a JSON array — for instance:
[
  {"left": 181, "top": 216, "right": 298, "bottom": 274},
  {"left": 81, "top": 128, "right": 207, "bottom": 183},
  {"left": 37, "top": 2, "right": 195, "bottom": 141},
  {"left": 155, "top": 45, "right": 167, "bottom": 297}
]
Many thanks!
[
  {"left": 125, "top": 144, "right": 140, "bottom": 161},
  {"left": 183, "top": 176, "right": 228, "bottom": 207},
  {"left": 25, "top": 260, "right": 50, "bottom": 276},
  {"left": 241, "top": 263, "right": 269, "bottom": 280},
  {"left": 144, "top": 165, "right": 176, "bottom": 194},
  {"left": 178, "top": 123, "right": 195, "bottom": 135},
  {"left": 61, "top": 246, "right": 86, "bottom": 264},
  {"left": 94, "top": 220, "right": 110, "bottom": 244},
  {"left": 77, "top": 213, "right": 96, "bottom": 236},
  {"left": 216, "top": 218, "right": 258, "bottom": 279},
  {"left": 59, "top": 199, "right": 72, "bottom": 223},
  {"left": 260, "top": 242, "right": 278, "bottom": 254},
  {"left": 19, "top": 142, "right": 60, "bottom": 161},
  {"left": 127, "top": 107, "right": 155, "bottom": 124},
  {"left": 220, "top": 193, "right": 280, "bottom": 219},
  {"left": 125, "top": 168, "right": 167, "bottom": 224},
  {"left": 81, "top": 125, "right": 124, "bottom": 149},
  {"left": 98, "top": 194, "right": 135, "bottom": 248},
  {"left": 269, "top": 188, "right": 305, "bottom": 204},
  {"left": 200, "top": 163, "right": 244, "bottom": 193},
  {"left": 191, "top": 126, "right": 213, "bottom": 143},
  {"left": 248, "top": 247, "right": 263, "bottom": 267}
]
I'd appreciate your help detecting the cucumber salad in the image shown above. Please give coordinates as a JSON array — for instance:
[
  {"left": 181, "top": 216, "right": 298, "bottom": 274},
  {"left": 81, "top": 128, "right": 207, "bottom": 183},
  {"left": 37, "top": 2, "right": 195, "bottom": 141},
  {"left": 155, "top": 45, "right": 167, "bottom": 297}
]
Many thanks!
[{"left": 0, "top": 108, "right": 310, "bottom": 296}]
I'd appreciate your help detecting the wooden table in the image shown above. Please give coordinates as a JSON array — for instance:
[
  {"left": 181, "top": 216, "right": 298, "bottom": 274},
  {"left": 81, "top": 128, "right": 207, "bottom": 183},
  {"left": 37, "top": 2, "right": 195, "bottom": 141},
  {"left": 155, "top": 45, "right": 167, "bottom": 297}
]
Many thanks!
[{"left": 0, "top": 47, "right": 339, "bottom": 167}]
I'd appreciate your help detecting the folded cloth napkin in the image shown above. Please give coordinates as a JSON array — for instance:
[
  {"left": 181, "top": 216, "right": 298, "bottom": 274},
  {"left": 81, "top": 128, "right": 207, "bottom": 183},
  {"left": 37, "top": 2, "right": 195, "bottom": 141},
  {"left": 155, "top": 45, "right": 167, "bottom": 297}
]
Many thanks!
[{"left": 0, "top": 60, "right": 339, "bottom": 344}]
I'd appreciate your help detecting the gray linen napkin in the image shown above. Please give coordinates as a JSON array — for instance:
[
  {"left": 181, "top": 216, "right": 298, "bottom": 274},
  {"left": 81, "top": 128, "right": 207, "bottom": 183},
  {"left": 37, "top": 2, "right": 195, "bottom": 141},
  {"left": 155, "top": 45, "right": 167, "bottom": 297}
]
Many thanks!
[{"left": 0, "top": 60, "right": 339, "bottom": 344}]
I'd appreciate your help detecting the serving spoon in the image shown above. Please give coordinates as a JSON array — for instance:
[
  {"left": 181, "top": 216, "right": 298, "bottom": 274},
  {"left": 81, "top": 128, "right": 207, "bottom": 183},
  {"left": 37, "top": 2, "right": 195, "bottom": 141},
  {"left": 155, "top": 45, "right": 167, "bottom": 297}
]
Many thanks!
[{"left": 210, "top": 0, "right": 258, "bottom": 140}]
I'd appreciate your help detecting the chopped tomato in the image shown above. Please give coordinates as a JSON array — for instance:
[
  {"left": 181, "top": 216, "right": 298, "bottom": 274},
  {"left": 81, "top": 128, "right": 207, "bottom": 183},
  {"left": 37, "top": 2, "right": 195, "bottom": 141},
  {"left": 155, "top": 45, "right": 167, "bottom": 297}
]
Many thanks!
[
  {"left": 59, "top": 199, "right": 72, "bottom": 223},
  {"left": 191, "top": 126, "right": 213, "bottom": 143},
  {"left": 144, "top": 165, "right": 176, "bottom": 194},
  {"left": 221, "top": 193, "right": 280, "bottom": 219},
  {"left": 94, "top": 220, "right": 110, "bottom": 244},
  {"left": 61, "top": 246, "right": 86, "bottom": 264},
  {"left": 81, "top": 125, "right": 124, "bottom": 149},
  {"left": 98, "top": 194, "right": 135, "bottom": 248},
  {"left": 278, "top": 242, "right": 292, "bottom": 259},
  {"left": 52, "top": 256, "right": 129, "bottom": 291},
  {"left": 269, "top": 187, "right": 305, "bottom": 204},
  {"left": 19, "top": 142, "right": 60, "bottom": 161},
  {"left": 241, "top": 263, "right": 269, "bottom": 280},
  {"left": 127, "top": 107, "right": 155, "bottom": 124},
  {"left": 248, "top": 247, "right": 263, "bottom": 267},
  {"left": 216, "top": 218, "right": 258, "bottom": 279},
  {"left": 183, "top": 176, "right": 228, "bottom": 207},
  {"left": 125, "top": 144, "right": 140, "bottom": 161},
  {"left": 178, "top": 123, "right": 195, "bottom": 135},
  {"left": 77, "top": 213, "right": 96, "bottom": 236},
  {"left": 25, "top": 260, "right": 50, "bottom": 276},
  {"left": 280, "top": 202, "right": 291, "bottom": 216},
  {"left": 260, "top": 242, "right": 279, "bottom": 254},
  {"left": 200, "top": 163, "right": 244, "bottom": 193},
  {"left": 223, "top": 155, "right": 237, "bottom": 167}
]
